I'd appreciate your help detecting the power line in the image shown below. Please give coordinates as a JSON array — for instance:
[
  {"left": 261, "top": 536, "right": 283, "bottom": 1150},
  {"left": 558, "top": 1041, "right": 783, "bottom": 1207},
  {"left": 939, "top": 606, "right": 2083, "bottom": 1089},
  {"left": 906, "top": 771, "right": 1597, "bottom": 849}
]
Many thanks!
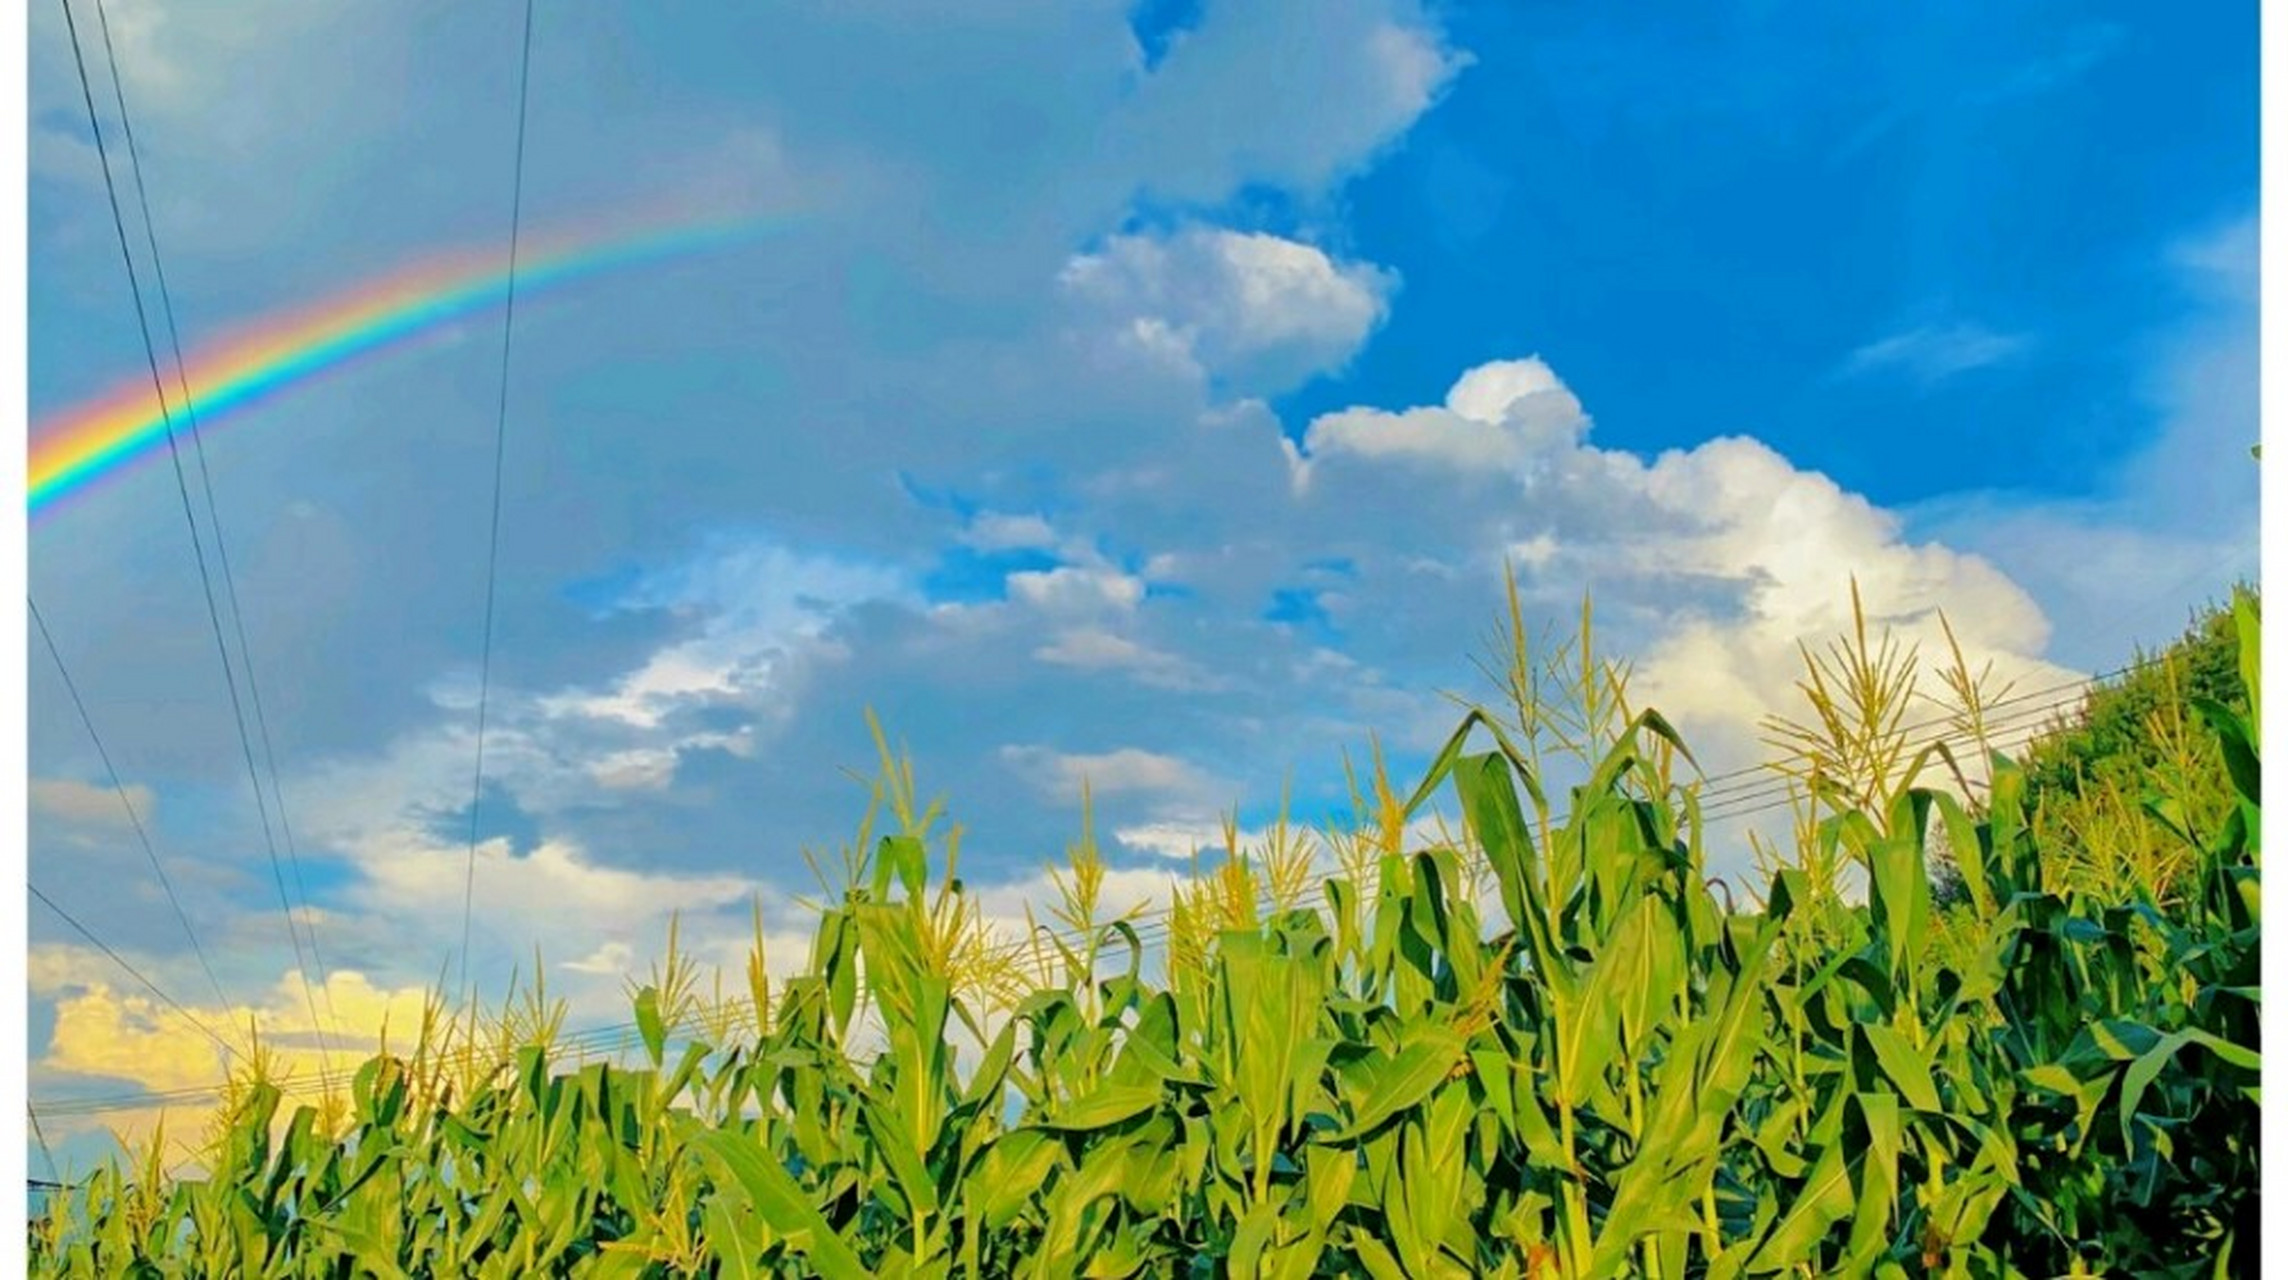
[
  {"left": 28, "top": 883, "right": 241, "bottom": 1064},
  {"left": 1694, "top": 677, "right": 2108, "bottom": 825},
  {"left": 87, "top": 0, "right": 346, "bottom": 1061},
  {"left": 25, "top": 645, "right": 2185, "bottom": 1119},
  {"left": 54, "top": 0, "right": 336, "bottom": 1071},
  {"left": 28, "top": 1104, "right": 59, "bottom": 1186},
  {"left": 30, "top": 664, "right": 2136, "bottom": 1120},
  {"left": 461, "top": 0, "right": 540, "bottom": 1011},
  {"left": 38, "top": 689, "right": 2118, "bottom": 1120},
  {"left": 983, "top": 662, "right": 2151, "bottom": 966},
  {"left": 45, "top": 659, "right": 2151, "bottom": 1118},
  {"left": 28, "top": 596, "right": 236, "bottom": 1021}
]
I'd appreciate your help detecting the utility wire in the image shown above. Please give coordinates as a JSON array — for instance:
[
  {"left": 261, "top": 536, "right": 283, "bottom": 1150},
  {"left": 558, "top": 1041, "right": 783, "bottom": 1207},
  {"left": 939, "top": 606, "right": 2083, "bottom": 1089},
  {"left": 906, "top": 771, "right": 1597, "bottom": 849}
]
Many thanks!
[
  {"left": 28, "top": 883, "right": 241, "bottom": 1064},
  {"left": 29, "top": 596, "right": 235, "bottom": 1019},
  {"left": 998, "top": 664, "right": 2145, "bottom": 963},
  {"left": 1694, "top": 677, "right": 2109, "bottom": 825},
  {"left": 88, "top": 0, "right": 346, "bottom": 1060},
  {"left": 41, "top": 658, "right": 2153, "bottom": 1118},
  {"left": 40, "top": 682, "right": 2123, "bottom": 1122},
  {"left": 54, "top": 0, "right": 334, "bottom": 1071},
  {"left": 27, "top": 667, "right": 2129, "bottom": 1119},
  {"left": 461, "top": 0, "right": 540, "bottom": 1011},
  {"left": 36, "top": 651, "right": 2170, "bottom": 1119},
  {"left": 28, "top": 1104, "right": 60, "bottom": 1187}
]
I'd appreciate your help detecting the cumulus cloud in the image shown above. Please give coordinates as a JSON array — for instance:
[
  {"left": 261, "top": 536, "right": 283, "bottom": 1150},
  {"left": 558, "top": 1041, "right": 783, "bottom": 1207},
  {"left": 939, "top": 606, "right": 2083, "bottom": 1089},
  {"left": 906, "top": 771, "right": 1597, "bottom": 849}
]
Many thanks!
[
  {"left": 1120, "top": 0, "right": 1469, "bottom": 202},
  {"left": 1062, "top": 226, "right": 1396, "bottom": 392},
  {"left": 1292, "top": 356, "right": 1587, "bottom": 483},
  {"left": 1622, "top": 479, "right": 2072, "bottom": 770},
  {"left": 501, "top": 350, "right": 2080, "bottom": 897},
  {"left": 1263, "top": 358, "right": 2079, "bottom": 775},
  {"left": 527, "top": 539, "right": 907, "bottom": 788},
  {"left": 29, "top": 946, "right": 444, "bottom": 1152}
]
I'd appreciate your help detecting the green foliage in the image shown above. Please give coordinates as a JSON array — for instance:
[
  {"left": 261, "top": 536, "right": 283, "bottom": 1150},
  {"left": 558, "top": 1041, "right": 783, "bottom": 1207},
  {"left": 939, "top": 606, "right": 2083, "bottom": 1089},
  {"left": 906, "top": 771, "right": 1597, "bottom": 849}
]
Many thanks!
[
  {"left": 32, "top": 593, "right": 2261, "bottom": 1277},
  {"left": 2019, "top": 588, "right": 2257, "bottom": 905},
  {"left": 2023, "top": 591, "right": 2251, "bottom": 806}
]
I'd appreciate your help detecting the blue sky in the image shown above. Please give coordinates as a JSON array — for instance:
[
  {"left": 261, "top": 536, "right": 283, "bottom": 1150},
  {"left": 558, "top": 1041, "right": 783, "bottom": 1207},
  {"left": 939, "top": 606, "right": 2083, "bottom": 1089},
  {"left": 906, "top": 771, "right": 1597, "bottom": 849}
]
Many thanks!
[
  {"left": 20, "top": 0, "right": 2257, "bottom": 1167},
  {"left": 1292, "top": 3, "right": 2255, "bottom": 506}
]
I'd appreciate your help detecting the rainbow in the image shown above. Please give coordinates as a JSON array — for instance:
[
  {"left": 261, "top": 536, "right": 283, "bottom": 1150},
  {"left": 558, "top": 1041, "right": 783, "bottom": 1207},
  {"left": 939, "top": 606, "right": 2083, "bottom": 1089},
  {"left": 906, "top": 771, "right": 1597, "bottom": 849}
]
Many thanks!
[{"left": 29, "top": 208, "right": 785, "bottom": 519}]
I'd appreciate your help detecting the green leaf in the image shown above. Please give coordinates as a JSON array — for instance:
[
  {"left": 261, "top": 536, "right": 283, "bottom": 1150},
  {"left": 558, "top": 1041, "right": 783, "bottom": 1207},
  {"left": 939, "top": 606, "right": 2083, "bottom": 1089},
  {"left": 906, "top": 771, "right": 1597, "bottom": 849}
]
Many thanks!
[
  {"left": 1351, "top": 1233, "right": 1414, "bottom": 1280},
  {"left": 704, "top": 1199, "right": 765, "bottom": 1280},
  {"left": 2118, "top": 1031, "right": 2191, "bottom": 1149},
  {"left": 2079, "top": 1018, "right": 2165, "bottom": 1063},
  {"left": 1040, "top": 1083, "right": 1164, "bottom": 1132},
  {"left": 1844, "top": 1094, "right": 1901, "bottom": 1267},
  {"left": 1451, "top": 751, "right": 1549, "bottom": 962},
  {"left": 965, "top": 1130, "right": 1064, "bottom": 1231},
  {"left": 1338, "top": 1024, "right": 1465, "bottom": 1140},
  {"left": 876, "top": 833, "right": 928, "bottom": 900},
  {"left": 2234, "top": 587, "right": 2261, "bottom": 750},
  {"left": 633, "top": 985, "right": 666, "bottom": 1068},
  {"left": 690, "top": 1129, "right": 869, "bottom": 1280},
  {"left": 1747, "top": 1141, "right": 1854, "bottom": 1273},
  {"left": 2190, "top": 696, "right": 2261, "bottom": 807},
  {"left": 1861, "top": 1024, "right": 1941, "bottom": 1113},
  {"left": 1230, "top": 1200, "right": 1284, "bottom": 1277},
  {"left": 2184, "top": 1027, "right": 2263, "bottom": 1072},
  {"left": 1555, "top": 906, "right": 1638, "bottom": 1105}
]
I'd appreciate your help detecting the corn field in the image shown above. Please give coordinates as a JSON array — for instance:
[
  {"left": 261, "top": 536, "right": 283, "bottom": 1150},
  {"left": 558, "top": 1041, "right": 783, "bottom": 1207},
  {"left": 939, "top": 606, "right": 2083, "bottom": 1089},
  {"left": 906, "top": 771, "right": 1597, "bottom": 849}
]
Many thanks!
[{"left": 28, "top": 590, "right": 2261, "bottom": 1276}]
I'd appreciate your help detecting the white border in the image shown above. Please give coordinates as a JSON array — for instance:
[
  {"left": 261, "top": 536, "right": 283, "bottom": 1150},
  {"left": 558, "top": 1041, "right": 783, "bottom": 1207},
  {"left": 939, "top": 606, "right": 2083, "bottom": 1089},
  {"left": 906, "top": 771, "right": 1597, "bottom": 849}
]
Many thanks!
[
  {"left": 2258, "top": 4, "right": 2281, "bottom": 1273},
  {"left": 7, "top": 0, "right": 35, "bottom": 1270}
]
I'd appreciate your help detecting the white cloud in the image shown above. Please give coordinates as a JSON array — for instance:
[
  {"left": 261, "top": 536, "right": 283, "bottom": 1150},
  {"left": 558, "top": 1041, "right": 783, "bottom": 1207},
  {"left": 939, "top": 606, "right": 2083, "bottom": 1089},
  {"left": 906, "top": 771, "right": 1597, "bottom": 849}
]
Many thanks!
[
  {"left": 1007, "top": 565, "right": 1146, "bottom": 615},
  {"left": 1032, "top": 628, "right": 1217, "bottom": 689},
  {"left": 29, "top": 0, "right": 439, "bottom": 258},
  {"left": 1841, "top": 321, "right": 2033, "bottom": 386},
  {"left": 585, "top": 748, "right": 683, "bottom": 792},
  {"left": 546, "top": 649, "right": 745, "bottom": 732},
  {"left": 18, "top": 1, "right": 1478, "bottom": 1175},
  {"left": 92, "top": 341, "right": 2096, "bottom": 1031},
  {"left": 29, "top": 945, "right": 444, "bottom": 1152},
  {"left": 29, "top": 777, "right": 151, "bottom": 829},
  {"left": 1270, "top": 357, "right": 2080, "bottom": 783},
  {"left": 1000, "top": 745, "right": 1222, "bottom": 802},
  {"left": 1121, "top": 1, "right": 1469, "bottom": 202},
  {"left": 1110, "top": 820, "right": 1260, "bottom": 862},
  {"left": 1291, "top": 356, "right": 1588, "bottom": 485},
  {"left": 530, "top": 540, "right": 907, "bottom": 780},
  {"left": 560, "top": 940, "right": 636, "bottom": 977},
  {"left": 959, "top": 511, "right": 1059, "bottom": 552},
  {"left": 1062, "top": 226, "right": 1396, "bottom": 393},
  {"left": 369, "top": 833, "right": 739, "bottom": 923}
]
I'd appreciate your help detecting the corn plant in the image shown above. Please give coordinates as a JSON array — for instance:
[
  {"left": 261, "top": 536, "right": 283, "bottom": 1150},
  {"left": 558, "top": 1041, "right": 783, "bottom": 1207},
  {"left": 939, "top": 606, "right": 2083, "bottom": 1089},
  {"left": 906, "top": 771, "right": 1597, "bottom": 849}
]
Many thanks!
[{"left": 30, "top": 589, "right": 2259, "bottom": 1277}]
